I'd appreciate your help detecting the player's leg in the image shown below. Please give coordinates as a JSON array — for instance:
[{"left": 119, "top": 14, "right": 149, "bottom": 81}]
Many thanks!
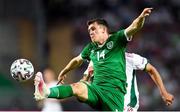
[
  {"left": 34, "top": 72, "right": 88, "bottom": 101},
  {"left": 70, "top": 82, "right": 88, "bottom": 101}
]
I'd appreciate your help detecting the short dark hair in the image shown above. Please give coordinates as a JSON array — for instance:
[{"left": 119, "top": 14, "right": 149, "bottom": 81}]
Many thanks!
[{"left": 87, "top": 18, "right": 109, "bottom": 30}]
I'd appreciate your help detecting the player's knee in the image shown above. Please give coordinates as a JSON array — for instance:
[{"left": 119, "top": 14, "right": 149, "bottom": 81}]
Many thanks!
[{"left": 70, "top": 82, "right": 87, "bottom": 96}]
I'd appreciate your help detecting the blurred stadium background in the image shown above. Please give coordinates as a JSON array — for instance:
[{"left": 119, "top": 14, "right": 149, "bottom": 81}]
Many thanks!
[{"left": 0, "top": 0, "right": 179, "bottom": 111}]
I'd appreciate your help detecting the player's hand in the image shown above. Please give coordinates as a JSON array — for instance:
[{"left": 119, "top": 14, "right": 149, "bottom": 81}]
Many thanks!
[
  {"left": 162, "top": 92, "right": 174, "bottom": 106},
  {"left": 140, "top": 8, "right": 153, "bottom": 17},
  {"left": 57, "top": 72, "right": 66, "bottom": 85},
  {"left": 88, "top": 66, "right": 94, "bottom": 76}
]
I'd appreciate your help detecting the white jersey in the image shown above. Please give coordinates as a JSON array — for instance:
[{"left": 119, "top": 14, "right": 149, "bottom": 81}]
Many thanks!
[{"left": 124, "top": 53, "right": 148, "bottom": 112}]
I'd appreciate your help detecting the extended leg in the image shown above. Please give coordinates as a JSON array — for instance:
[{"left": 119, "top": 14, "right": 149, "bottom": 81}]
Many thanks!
[{"left": 34, "top": 72, "right": 88, "bottom": 101}]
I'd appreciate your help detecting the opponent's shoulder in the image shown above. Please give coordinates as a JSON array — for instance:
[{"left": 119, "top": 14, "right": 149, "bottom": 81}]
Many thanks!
[
  {"left": 126, "top": 52, "right": 147, "bottom": 64},
  {"left": 125, "top": 52, "right": 135, "bottom": 60},
  {"left": 126, "top": 53, "right": 148, "bottom": 70},
  {"left": 131, "top": 53, "right": 147, "bottom": 61}
]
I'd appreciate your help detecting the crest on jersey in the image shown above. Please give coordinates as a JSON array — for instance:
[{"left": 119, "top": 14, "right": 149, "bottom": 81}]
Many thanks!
[
  {"left": 106, "top": 41, "right": 113, "bottom": 49},
  {"left": 91, "top": 50, "right": 94, "bottom": 54}
]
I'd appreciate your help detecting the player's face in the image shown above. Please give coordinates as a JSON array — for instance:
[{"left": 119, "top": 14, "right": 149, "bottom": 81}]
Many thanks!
[{"left": 88, "top": 22, "right": 105, "bottom": 43}]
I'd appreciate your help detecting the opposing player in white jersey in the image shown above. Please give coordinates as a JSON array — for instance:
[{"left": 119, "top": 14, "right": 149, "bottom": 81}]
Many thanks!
[{"left": 81, "top": 53, "right": 174, "bottom": 111}]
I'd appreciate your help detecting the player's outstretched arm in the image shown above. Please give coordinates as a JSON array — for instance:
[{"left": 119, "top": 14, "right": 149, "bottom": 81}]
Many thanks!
[
  {"left": 125, "top": 8, "right": 153, "bottom": 37},
  {"left": 58, "top": 55, "right": 83, "bottom": 84},
  {"left": 145, "top": 63, "right": 174, "bottom": 106}
]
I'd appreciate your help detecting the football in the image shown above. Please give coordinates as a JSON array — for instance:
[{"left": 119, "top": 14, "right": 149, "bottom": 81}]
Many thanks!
[{"left": 10, "top": 59, "right": 34, "bottom": 82}]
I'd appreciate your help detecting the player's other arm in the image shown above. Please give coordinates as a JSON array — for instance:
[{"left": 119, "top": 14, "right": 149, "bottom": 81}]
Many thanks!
[
  {"left": 81, "top": 70, "right": 93, "bottom": 82},
  {"left": 80, "top": 68, "right": 89, "bottom": 82},
  {"left": 81, "top": 75, "right": 89, "bottom": 82},
  {"left": 81, "top": 73, "right": 92, "bottom": 82},
  {"left": 80, "top": 61, "right": 93, "bottom": 82},
  {"left": 145, "top": 63, "right": 174, "bottom": 106},
  {"left": 58, "top": 55, "right": 83, "bottom": 82},
  {"left": 125, "top": 8, "right": 153, "bottom": 37}
]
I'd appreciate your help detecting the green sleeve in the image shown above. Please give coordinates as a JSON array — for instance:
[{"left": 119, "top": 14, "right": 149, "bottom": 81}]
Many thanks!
[
  {"left": 113, "top": 29, "right": 127, "bottom": 47},
  {"left": 80, "top": 43, "right": 92, "bottom": 60}
]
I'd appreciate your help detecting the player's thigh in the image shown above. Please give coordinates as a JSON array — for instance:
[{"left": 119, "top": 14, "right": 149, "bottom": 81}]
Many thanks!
[
  {"left": 70, "top": 82, "right": 88, "bottom": 101},
  {"left": 81, "top": 82, "right": 99, "bottom": 108}
]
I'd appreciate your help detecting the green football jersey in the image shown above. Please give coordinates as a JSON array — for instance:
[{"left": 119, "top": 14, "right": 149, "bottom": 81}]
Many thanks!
[{"left": 81, "top": 29, "right": 127, "bottom": 93}]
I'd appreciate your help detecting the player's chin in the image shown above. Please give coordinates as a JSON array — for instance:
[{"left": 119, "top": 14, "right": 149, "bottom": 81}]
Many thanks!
[
  {"left": 91, "top": 39, "right": 95, "bottom": 43},
  {"left": 92, "top": 38, "right": 99, "bottom": 43},
  {"left": 90, "top": 37, "right": 95, "bottom": 42}
]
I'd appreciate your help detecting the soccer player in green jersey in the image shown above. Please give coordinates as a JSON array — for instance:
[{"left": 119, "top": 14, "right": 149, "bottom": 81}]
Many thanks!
[{"left": 34, "top": 8, "right": 153, "bottom": 111}]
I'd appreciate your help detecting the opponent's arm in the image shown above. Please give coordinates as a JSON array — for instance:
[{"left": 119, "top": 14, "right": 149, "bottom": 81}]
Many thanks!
[
  {"left": 125, "top": 8, "right": 153, "bottom": 37},
  {"left": 145, "top": 63, "right": 174, "bottom": 106},
  {"left": 58, "top": 55, "right": 83, "bottom": 83}
]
